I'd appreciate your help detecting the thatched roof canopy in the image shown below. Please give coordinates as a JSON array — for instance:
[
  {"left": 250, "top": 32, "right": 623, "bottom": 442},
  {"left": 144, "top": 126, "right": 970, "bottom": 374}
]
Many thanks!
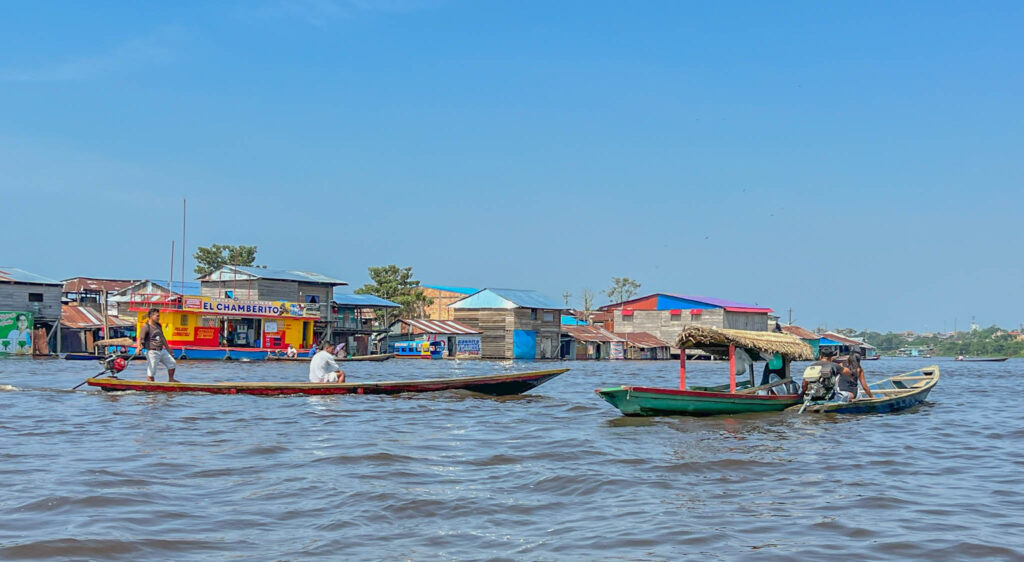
[
  {"left": 676, "top": 326, "right": 814, "bottom": 360},
  {"left": 94, "top": 337, "right": 136, "bottom": 347}
]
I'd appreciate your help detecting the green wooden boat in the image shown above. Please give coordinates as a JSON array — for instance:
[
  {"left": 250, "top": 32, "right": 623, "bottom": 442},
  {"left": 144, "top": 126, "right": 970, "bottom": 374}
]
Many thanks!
[
  {"left": 596, "top": 384, "right": 802, "bottom": 416},
  {"left": 596, "top": 326, "right": 815, "bottom": 417}
]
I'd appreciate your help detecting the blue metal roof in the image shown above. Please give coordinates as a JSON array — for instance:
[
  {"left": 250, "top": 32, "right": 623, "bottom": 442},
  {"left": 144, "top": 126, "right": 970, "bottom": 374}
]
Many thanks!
[
  {"left": 561, "top": 315, "right": 589, "bottom": 326},
  {"left": 333, "top": 292, "right": 400, "bottom": 308},
  {"left": 422, "top": 284, "right": 478, "bottom": 295},
  {"left": 0, "top": 267, "right": 62, "bottom": 286},
  {"left": 449, "top": 288, "right": 565, "bottom": 310},
  {"left": 818, "top": 337, "right": 842, "bottom": 345},
  {"left": 204, "top": 265, "right": 346, "bottom": 286},
  {"left": 149, "top": 279, "right": 203, "bottom": 296}
]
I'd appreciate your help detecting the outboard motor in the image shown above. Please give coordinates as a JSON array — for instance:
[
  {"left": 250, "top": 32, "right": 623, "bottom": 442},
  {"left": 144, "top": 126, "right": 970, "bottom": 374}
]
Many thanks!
[
  {"left": 803, "top": 364, "right": 837, "bottom": 401},
  {"left": 101, "top": 354, "right": 128, "bottom": 377}
]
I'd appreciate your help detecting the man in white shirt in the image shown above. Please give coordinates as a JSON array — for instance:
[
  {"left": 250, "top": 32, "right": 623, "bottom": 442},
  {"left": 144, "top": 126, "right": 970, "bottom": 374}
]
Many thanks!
[{"left": 309, "top": 341, "right": 346, "bottom": 383}]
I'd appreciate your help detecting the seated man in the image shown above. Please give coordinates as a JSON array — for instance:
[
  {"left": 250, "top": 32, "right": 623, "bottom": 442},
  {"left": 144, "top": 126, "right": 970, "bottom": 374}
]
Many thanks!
[
  {"left": 285, "top": 344, "right": 298, "bottom": 358},
  {"left": 309, "top": 341, "right": 347, "bottom": 383}
]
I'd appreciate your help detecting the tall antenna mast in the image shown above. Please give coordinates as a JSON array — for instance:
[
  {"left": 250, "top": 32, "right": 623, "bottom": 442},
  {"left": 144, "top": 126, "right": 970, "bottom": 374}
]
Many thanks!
[{"left": 181, "top": 198, "right": 187, "bottom": 296}]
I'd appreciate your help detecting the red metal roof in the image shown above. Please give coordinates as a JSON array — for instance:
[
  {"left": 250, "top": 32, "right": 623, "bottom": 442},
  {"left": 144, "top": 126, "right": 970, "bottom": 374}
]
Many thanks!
[
  {"left": 561, "top": 325, "right": 624, "bottom": 343},
  {"left": 63, "top": 278, "right": 139, "bottom": 293},
  {"left": 399, "top": 318, "right": 482, "bottom": 335},
  {"left": 61, "top": 305, "right": 135, "bottom": 329},
  {"left": 781, "top": 325, "right": 820, "bottom": 340},
  {"left": 616, "top": 332, "right": 672, "bottom": 348}
]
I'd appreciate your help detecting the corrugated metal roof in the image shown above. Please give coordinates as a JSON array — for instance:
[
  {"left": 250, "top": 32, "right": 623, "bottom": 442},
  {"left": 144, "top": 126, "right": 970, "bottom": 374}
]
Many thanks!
[
  {"left": 822, "top": 331, "right": 875, "bottom": 349},
  {"left": 781, "top": 325, "right": 820, "bottom": 340},
  {"left": 562, "top": 325, "right": 624, "bottom": 343},
  {"left": 0, "top": 267, "right": 62, "bottom": 286},
  {"left": 62, "top": 278, "right": 138, "bottom": 293},
  {"left": 202, "top": 265, "right": 346, "bottom": 286},
  {"left": 333, "top": 292, "right": 400, "bottom": 308},
  {"left": 61, "top": 305, "right": 135, "bottom": 329},
  {"left": 422, "top": 284, "right": 479, "bottom": 295},
  {"left": 617, "top": 332, "right": 672, "bottom": 348},
  {"left": 449, "top": 288, "right": 565, "bottom": 310},
  {"left": 600, "top": 293, "right": 773, "bottom": 314},
  {"left": 561, "top": 315, "right": 589, "bottom": 326},
  {"left": 398, "top": 318, "right": 482, "bottom": 335}
]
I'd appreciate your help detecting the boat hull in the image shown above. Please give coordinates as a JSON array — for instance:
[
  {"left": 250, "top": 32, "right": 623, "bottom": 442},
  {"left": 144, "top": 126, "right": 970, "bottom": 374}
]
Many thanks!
[
  {"left": 595, "top": 386, "right": 802, "bottom": 416},
  {"left": 955, "top": 357, "right": 1009, "bottom": 362},
  {"left": 86, "top": 368, "right": 568, "bottom": 397}
]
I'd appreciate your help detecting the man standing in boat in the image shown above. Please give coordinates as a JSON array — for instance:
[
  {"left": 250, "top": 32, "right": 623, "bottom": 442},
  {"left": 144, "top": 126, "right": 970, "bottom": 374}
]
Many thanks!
[
  {"left": 309, "top": 341, "right": 346, "bottom": 383},
  {"left": 136, "top": 308, "right": 178, "bottom": 382}
]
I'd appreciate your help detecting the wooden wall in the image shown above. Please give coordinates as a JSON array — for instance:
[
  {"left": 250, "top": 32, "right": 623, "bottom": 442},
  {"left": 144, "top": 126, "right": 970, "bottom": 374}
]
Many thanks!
[{"left": 0, "top": 283, "right": 62, "bottom": 321}]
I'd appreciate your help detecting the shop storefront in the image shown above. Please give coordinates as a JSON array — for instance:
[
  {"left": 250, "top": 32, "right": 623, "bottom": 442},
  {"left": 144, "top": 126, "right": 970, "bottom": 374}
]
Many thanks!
[{"left": 131, "top": 295, "right": 319, "bottom": 360}]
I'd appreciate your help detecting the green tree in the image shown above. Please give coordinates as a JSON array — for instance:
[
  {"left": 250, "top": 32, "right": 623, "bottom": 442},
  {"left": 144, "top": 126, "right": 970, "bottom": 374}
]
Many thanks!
[
  {"left": 604, "top": 277, "right": 642, "bottom": 306},
  {"left": 355, "top": 265, "right": 434, "bottom": 320},
  {"left": 193, "top": 244, "right": 258, "bottom": 276}
]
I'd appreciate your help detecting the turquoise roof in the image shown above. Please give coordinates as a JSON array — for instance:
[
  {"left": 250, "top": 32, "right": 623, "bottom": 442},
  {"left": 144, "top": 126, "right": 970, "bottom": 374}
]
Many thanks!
[
  {"left": 449, "top": 288, "right": 564, "bottom": 310},
  {"left": 422, "top": 284, "right": 478, "bottom": 295},
  {"left": 333, "top": 292, "right": 400, "bottom": 308}
]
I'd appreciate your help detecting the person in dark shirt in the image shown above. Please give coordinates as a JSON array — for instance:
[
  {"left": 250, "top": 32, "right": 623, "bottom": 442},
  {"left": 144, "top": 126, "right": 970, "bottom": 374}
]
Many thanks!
[
  {"left": 839, "top": 350, "right": 874, "bottom": 399},
  {"left": 135, "top": 308, "right": 178, "bottom": 382}
]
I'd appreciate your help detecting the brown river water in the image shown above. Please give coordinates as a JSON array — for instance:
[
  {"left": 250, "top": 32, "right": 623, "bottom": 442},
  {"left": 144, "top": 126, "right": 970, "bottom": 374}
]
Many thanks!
[{"left": 1, "top": 357, "right": 1021, "bottom": 560}]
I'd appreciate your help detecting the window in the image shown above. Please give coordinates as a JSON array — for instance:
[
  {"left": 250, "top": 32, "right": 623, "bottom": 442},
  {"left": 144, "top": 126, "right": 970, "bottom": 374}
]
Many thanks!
[
  {"left": 28, "top": 293, "right": 43, "bottom": 302},
  {"left": 543, "top": 311, "right": 554, "bottom": 322},
  {"left": 180, "top": 314, "right": 189, "bottom": 327},
  {"left": 670, "top": 312, "right": 681, "bottom": 322},
  {"left": 530, "top": 309, "right": 537, "bottom": 321},
  {"left": 622, "top": 314, "right": 633, "bottom": 322}
]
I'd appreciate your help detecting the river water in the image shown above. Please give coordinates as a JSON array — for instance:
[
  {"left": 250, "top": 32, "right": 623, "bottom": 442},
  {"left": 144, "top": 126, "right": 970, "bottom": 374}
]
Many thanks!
[{"left": 1, "top": 357, "right": 1021, "bottom": 560}]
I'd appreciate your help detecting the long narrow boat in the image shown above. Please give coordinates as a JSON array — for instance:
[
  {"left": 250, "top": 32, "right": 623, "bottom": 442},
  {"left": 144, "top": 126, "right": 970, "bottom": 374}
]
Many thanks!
[
  {"left": 86, "top": 368, "right": 568, "bottom": 396},
  {"left": 954, "top": 356, "right": 1009, "bottom": 362},
  {"left": 790, "top": 365, "right": 939, "bottom": 414},
  {"left": 596, "top": 326, "right": 814, "bottom": 416}
]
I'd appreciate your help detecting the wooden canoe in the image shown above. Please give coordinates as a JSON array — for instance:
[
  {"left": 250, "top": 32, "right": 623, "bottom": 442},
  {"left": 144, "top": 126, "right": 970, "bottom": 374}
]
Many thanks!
[
  {"left": 790, "top": 365, "right": 939, "bottom": 414},
  {"left": 85, "top": 368, "right": 568, "bottom": 396},
  {"left": 595, "top": 380, "right": 803, "bottom": 416}
]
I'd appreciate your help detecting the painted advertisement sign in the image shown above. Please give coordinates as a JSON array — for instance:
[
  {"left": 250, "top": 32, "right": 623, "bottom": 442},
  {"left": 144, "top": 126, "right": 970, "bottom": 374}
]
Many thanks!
[
  {"left": 455, "top": 336, "right": 481, "bottom": 357},
  {"left": 182, "top": 297, "right": 318, "bottom": 318},
  {"left": 0, "top": 311, "right": 34, "bottom": 355}
]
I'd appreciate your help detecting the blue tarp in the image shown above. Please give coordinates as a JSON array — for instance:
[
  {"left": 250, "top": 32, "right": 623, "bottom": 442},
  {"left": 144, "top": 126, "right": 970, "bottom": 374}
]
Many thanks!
[{"left": 513, "top": 330, "right": 537, "bottom": 359}]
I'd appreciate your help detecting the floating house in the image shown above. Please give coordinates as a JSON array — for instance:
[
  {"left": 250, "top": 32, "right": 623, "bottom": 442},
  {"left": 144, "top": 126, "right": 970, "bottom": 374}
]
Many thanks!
[
  {"left": 601, "top": 293, "right": 773, "bottom": 350},
  {"left": 332, "top": 292, "right": 401, "bottom": 355},
  {"left": 384, "top": 318, "right": 483, "bottom": 358},
  {"left": 780, "top": 324, "right": 822, "bottom": 359},
  {"left": 450, "top": 288, "right": 565, "bottom": 359},
  {"left": 820, "top": 331, "right": 877, "bottom": 358},
  {"left": 62, "top": 277, "right": 139, "bottom": 305},
  {"left": 617, "top": 332, "right": 673, "bottom": 360},
  {"left": 0, "top": 267, "right": 63, "bottom": 355},
  {"left": 560, "top": 325, "right": 624, "bottom": 360},
  {"left": 421, "top": 285, "right": 478, "bottom": 321}
]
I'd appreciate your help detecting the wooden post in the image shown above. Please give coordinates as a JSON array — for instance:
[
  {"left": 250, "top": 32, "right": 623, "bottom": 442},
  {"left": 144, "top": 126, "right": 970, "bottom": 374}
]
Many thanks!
[
  {"left": 679, "top": 348, "right": 686, "bottom": 390},
  {"left": 729, "top": 344, "right": 736, "bottom": 393}
]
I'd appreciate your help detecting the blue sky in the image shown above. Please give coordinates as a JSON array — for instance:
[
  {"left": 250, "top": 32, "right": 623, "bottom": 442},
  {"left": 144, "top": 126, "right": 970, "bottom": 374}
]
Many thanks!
[{"left": 2, "top": 1, "right": 1021, "bottom": 332}]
